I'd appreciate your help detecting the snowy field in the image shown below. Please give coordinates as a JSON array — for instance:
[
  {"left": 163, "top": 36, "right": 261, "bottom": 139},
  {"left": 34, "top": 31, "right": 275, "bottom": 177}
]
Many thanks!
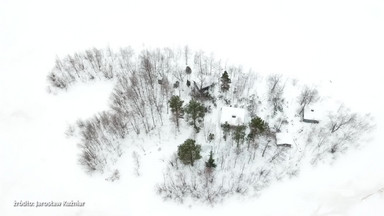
[{"left": 1, "top": 0, "right": 384, "bottom": 215}]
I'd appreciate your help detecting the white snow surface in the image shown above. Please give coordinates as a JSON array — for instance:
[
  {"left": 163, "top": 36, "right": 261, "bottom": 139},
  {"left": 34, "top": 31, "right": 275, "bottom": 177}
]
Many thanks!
[{"left": 1, "top": 0, "right": 384, "bottom": 215}]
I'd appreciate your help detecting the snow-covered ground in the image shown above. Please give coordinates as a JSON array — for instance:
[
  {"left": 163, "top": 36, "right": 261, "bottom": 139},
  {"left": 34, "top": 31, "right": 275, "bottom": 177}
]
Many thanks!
[{"left": 1, "top": 0, "right": 384, "bottom": 215}]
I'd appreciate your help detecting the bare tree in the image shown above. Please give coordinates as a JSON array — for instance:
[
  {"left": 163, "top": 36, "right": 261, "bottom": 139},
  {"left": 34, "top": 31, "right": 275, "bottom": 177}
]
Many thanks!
[
  {"left": 328, "top": 105, "right": 357, "bottom": 133},
  {"left": 298, "top": 86, "right": 320, "bottom": 116},
  {"left": 132, "top": 151, "right": 141, "bottom": 176},
  {"left": 267, "top": 74, "right": 286, "bottom": 116},
  {"left": 184, "top": 45, "right": 190, "bottom": 65},
  {"left": 268, "top": 74, "right": 282, "bottom": 94},
  {"left": 194, "top": 50, "right": 209, "bottom": 89}
]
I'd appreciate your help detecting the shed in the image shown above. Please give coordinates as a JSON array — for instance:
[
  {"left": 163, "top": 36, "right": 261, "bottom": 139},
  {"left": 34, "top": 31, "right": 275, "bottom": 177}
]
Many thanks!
[
  {"left": 275, "top": 132, "right": 294, "bottom": 148},
  {"left": 220, "top": 107, "right": 246, "bottom": 126}
]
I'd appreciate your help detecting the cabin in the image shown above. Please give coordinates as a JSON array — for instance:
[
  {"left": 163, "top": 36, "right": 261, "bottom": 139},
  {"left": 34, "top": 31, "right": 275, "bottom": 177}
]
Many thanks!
[
  {"left": 220, "top": 106, "right": 246, "bottom": 126},
  {"left": 303, "top": 106, "right": 320, "bottom": 124},
  {"left": 191, "top": 81, "right": 214, "bottom": 99}
]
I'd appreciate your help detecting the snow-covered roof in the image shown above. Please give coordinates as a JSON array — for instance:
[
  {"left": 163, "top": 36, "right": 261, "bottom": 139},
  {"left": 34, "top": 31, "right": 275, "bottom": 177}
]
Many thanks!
[
  {"left": 276, "top": 132, "right": 294, "bottom": 146},
  {"left": 220, "top": 106, "right": 246, "bottom": 126},
  {"left": 304, "top": 106, "right": 319, "bottom": 121},
  {"left": 304, "top": 100, "right": 341, "bottom": 123}
]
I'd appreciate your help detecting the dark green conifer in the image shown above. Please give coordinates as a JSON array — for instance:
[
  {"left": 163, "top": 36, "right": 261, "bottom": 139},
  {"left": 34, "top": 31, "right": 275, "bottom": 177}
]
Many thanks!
[
  {"left": 220, "top": 71, "right": 231, "bottom": 92},
  {"left": 185, "top": 99, "right": 205, "bottom": 133},
  {"left": 177, "top": 139, "right": 202, "bottom": 166},
  {"left": 205, "top": 150, "right": 217, "bottom": 169}
]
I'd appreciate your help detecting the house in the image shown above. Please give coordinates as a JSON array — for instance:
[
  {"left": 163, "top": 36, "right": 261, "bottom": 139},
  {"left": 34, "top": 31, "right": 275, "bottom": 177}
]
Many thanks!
[
  {"left": 275, "top": 132, "right": 294, "bottom": 148},
  {"left": 220, "top": 106, "right": 246, "bottom": 126},
  {"left": 191, "top": 81, "right": 214, "bottom": 100},
  {"left": 303, "top": 106, "right": 320, "bottom": 124}
]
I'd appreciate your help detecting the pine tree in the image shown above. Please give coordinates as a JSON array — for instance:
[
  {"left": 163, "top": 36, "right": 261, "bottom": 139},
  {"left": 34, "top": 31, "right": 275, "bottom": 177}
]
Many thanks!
[
  {"left": 248, "top": 116, "right": 268, "bottom": 140},
  {"left": 220, "top": 71, "right": 231, "bottom": 92},
  {"left": 205, "top": 150, "right": 217, "bottom": 169},
  {"left": 169, "top": 95, "right": 184, "bottom": 130},
  {"left": 185, "top": 99, "right": 205, "bottom": 133},
  {"left": 221, "top": 122, "right": 231, "bottom": 141},
  {"left": 177, "top": 139, "right": 202, "bottom": 166},
  {"left": 232, "top": 125, "right": 246, "bottom": 148}
]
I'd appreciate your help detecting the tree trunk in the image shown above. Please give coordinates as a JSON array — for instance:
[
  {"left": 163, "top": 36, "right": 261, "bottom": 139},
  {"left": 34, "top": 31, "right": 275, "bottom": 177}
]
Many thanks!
[{"left": 262, "top": 140, "right": 270, "bottom": 157}]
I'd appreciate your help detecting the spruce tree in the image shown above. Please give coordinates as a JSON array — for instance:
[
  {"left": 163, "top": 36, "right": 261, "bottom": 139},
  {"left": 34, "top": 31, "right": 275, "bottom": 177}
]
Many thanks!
[
  {"left": 177, "top": 139, "right": 202, "bottom": 166},
  {"left": 220, "top": 71, "right": 231, "bottom": 92},
  {"left": 185, "top": 99, "right": 205, "bottom": 133},
  {"left": 169, "top": 95, "right": 184, "bottom": 130},
  {"left": 205, "top": 150, "right": 217, "bottom": 169}
]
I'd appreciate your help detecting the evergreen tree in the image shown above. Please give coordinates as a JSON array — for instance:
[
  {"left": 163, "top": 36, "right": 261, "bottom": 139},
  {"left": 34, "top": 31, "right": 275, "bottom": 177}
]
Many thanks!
[
  {"left": 221, "top": 122, "right": 231, "bottom": 141},
  {"left": 220, "top": 71, "right": 231, "bottom": 92},
  {"left": 169, "top": 95, "right": 184, "bottom": 130},
  {"left": 208, "top": 133, "right": 215, "bottom": 142},
  {"left": 185, "top": 99, "right": 205, "bottom": 133},
  {"left": 185, "top": 66, "right": 192, "bottom": 75},
  {"left": 205, "top": 150, "right": 217, "bottom": 169},
  {"left": 232, "top": 125, "right": 246, "bottom": 148},
  {"left": 248, "top": 116, "right": 268, "bottom": 140},
  {"left": 177, "top": 139, "right": 202, "bottom": 166}
]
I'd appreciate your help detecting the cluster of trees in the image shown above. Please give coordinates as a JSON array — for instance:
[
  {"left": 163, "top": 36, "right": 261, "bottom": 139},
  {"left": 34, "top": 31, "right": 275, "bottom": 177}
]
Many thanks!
[
  {"left": 76, "top": 112, "right": 126, "bottom": 173},
  {"left": 110, "top": 59, "right": 168, "bottom": 134},
  {"left": 267, "top": 74, "right": 286, "bottom": 116},
  {"left": 307, "top": 104, "right": 374, "bottom": 164},
  {"left": 226, "top": 66, "right": 258, "bottom": 104},
  {"left": 177, "top": 138, "right": 217, "bottom": 169},
  {"left": 220, "top": 116, "right": 270, "bottom": 150},
  {"left": 247, "top": 117, "right": 270, "bottom": 149},
  {"left": 47, "top": 47, "right": 133, "bottom": 90},
  {"left": 157, "top": 124, "right": 291, "bottom": 204},
  {"left": 193, "top": 50, "right": 222, "bottom": 90},
  {"left": 49, "top": 46, "right": 238, "bottom": 174},
  {"left": 158, "top": 70, "right": 374, "bottom": 204},
  {"left": 169, "top": 96, "right": 206, "bottom": 133},
  {"left": 159, "top": 113, "right": 291, "bottom": 203}
]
